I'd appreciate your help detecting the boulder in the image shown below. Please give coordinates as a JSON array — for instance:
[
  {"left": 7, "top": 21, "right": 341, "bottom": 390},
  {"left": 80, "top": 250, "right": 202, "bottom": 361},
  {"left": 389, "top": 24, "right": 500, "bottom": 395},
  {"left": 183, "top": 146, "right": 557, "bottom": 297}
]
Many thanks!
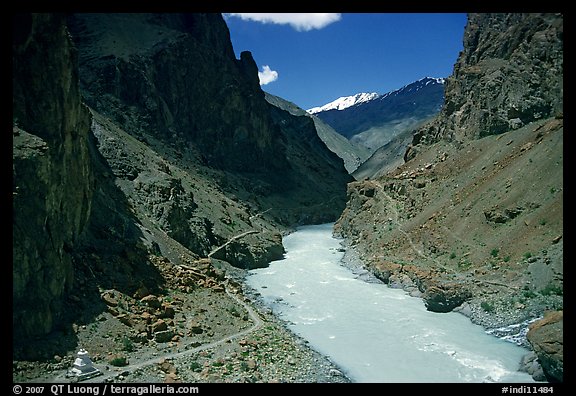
[
  {"left": 527, "top": 310, "right": 563, "bottom": 382},
  {"left": 423, "top": 284, "right": 472, "bottom": 313}
]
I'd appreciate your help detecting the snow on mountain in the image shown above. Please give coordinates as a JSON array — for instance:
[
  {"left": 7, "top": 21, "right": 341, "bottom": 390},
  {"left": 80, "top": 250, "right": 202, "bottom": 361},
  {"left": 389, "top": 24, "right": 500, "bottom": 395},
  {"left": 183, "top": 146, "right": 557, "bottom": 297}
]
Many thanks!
[
  {"left": 307, "top": 77, "right": 445, "bottom": 115},
  {"left": 308, "top": 76, "right": 446, "bottom": 151},
  {"left": 380, "top": 77, "right": 445, "bottom": 98},
  {"left": 307, "top": 92, "right": 380, "bottom": 114}
]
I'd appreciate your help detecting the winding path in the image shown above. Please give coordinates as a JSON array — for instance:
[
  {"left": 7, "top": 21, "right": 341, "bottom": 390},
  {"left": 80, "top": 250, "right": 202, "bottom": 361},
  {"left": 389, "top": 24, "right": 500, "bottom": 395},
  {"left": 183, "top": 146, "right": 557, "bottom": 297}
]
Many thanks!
[
  {"left": 208, "top": 230, "right": 259, "bottom": 258},
  {"left": 371, "top": 180, "right": 517, "bottom": 289},
  {"left": 54, "top": 288, "right": 264, "bottom": 383}
]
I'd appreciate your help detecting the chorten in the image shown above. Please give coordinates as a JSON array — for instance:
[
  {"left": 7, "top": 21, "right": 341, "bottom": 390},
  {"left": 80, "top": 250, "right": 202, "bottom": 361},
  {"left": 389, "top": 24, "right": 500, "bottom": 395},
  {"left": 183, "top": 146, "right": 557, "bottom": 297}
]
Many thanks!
[{"left": 66, "top": 349, "right": 102, "bottom": 380}]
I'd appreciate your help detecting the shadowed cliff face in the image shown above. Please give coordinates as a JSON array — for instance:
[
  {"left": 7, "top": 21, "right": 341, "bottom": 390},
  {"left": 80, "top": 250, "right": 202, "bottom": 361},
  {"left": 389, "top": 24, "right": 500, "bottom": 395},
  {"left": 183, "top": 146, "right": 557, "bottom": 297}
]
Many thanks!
[
  {"left": 67, "top": 13, "right": 287, "bottom": 173},
  {"left": 13, "top": 13, "right": 94, "bottom": 338},
  {"left": 67, "top": 13, "right": 351, "bottom": 224},
  {"left": 407, "top": 13, "right": 563, "bottom": 160},
  {"left": 13, "top": 13, "right": 352, "bottom": 361}
]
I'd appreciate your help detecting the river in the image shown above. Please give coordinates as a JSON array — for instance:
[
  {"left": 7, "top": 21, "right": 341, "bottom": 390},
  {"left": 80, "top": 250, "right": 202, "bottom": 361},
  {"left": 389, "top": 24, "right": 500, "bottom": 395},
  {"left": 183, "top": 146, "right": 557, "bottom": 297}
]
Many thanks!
[{"left": 245, "top": 223, "right": 536, "bottom": 383}]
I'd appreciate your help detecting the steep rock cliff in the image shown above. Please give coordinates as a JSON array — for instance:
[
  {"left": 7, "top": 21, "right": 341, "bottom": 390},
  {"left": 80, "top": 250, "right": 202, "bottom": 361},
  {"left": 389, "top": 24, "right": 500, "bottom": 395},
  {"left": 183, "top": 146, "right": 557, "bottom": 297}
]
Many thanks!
[
  {"left": 67, "top": 13, "right": 351, "bottom": 228},
  {"left": 264, "top": 92, "right": 371, "bottom": 174},
  {"left": 13, "top": 13, "right": 352, "bottom": 364},
  {"left": 68, "top": 13, "right": 285, "bottom": 173},
  {"left": 13, "top": 14, "right": 94, "bottom": 338},
  {"left": 335, "top": 13, "right": 563, "bottom": 381},
  {"left": 406, "top": 13, "right": 563, "bottom": 161}
]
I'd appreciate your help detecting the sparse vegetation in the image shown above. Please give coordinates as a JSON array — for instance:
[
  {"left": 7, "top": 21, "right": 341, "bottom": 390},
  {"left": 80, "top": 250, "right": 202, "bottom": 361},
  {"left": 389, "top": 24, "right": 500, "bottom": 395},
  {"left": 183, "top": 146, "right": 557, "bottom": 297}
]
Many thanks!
[
  {"left": 190, "top": 361, "right": 202, "bottom": 372},
  {"left": 449, "top": 252, "right": 456, "bottom": 259},
  {"left": 109, "top": 356, "right": 128, "bottom": 367},
  {"left": 480, "top": 301, "right": 495, "bottom": 312},
  {"left": 228, "top": 306, "right": 241, "bottom": 317},
  {"left": 121, "top": 336, "right": 135, "bottom": 352},
  {"left": 539, "top": 283, "right": 563, "bottom": 296}
]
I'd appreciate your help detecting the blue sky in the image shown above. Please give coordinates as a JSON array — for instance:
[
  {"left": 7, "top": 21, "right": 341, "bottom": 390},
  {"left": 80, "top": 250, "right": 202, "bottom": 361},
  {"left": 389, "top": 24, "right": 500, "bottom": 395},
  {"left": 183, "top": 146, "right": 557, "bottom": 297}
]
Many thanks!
[{"left": 224, "top": 13, "right": 468, "bottom": 110}]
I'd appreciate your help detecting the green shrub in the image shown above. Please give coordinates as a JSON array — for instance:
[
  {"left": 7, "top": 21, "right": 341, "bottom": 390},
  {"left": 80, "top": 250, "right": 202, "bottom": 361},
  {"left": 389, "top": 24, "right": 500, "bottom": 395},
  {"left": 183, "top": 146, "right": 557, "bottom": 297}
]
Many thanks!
[
  {"left": 121, "top": 336, "right": 135, "bottom": 352},
  {"left": 540, "top": 283, "right": 563, "bottom": 296},
  {"left": 480, "top": 301, "right": 495, "bottom": 312},
  {"left": 109, "top": 356, "right": 128, "bottom": 367},
  {"left": 490, "top": 248, "right": 499, "bottom": 258}
]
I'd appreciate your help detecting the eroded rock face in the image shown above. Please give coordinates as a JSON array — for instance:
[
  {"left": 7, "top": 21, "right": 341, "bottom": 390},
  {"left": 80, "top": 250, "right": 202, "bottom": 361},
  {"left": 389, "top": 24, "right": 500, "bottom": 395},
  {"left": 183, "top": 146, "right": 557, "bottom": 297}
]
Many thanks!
[
  {"left": 527, "top": 310, "right": 563, "bottom": 382},
  {"left": 67, "top": 13, "right": 351, "bottom": 228},
  {"left": 422, "top": 284, "right": 472, "bottom": 313},
  {"left": 407, "top": 13, "right": 563, "bottom": 160},
  {"left": 13, "top": 14, "right": 94, "bottom": 338},
  {"left": 12, "top": 12, "right": 351, "bottom": 363},
  {"left": 67, "top": 13, "right": 287, "bottom": 173},
  {"left": 210, "top": 232, "right": 285, "bottom": 270}
]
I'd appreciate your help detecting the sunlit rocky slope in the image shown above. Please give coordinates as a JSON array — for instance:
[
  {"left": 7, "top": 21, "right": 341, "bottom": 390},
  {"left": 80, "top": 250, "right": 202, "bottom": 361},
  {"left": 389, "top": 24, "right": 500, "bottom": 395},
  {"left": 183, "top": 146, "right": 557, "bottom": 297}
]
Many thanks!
[{"left": 334, "top": 12, "right": 563, "bottom": 382}]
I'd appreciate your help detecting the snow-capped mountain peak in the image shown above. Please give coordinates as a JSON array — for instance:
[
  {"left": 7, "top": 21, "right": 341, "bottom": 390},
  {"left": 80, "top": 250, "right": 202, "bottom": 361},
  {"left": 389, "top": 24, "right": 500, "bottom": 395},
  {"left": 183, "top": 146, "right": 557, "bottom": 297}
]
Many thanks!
[
  {"left": 307, "top": 92, "right": 380, "bottom": 114},
  {"left": 421, "top": 76, "right": 445, "bottom": 85}
]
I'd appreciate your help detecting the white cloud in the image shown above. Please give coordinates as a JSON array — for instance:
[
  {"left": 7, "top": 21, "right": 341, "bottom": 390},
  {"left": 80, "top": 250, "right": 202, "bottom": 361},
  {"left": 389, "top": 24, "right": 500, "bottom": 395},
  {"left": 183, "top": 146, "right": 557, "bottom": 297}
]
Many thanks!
[
  {"left": 225, "top": 13, "right": 341, "bottom": 31},
  {"left": 258, "top": 65, "right": 278, "bottom": 85}
]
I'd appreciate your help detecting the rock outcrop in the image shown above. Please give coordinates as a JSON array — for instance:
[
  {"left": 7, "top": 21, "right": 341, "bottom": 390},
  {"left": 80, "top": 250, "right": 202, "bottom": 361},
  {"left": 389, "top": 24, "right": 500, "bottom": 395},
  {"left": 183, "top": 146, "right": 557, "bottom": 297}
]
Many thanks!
[
  {"left": 335, "top": 14, "right": 563, "bottom": 383},
  {"left": 13, "top": 14, "right": 94, "bottom": 338},
  {"left": 527, "top": 310, "right": 563, "bottom": 382},
  {"left": 422, "top": 284, "right": 472, "bottom": 313},
  {"left": 406, "top": 13, "right": 563, "bottom": 161},
  {"left": 67, "top": 13, "right": 351, "bottom": 227},
  {"left": 13, "top": 13, "right": 353, "bottom": 361}
]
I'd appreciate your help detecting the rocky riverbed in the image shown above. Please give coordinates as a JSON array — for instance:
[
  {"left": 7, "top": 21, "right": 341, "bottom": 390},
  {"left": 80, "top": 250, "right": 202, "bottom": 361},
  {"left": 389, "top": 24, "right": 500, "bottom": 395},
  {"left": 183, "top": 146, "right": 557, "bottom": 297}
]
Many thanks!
[
  {"left": 337, "top": 243, "right": 562, "bottom": 382},
  {"left": 12, "top": 256, "right": 351, "bottom": 384},
  {"left": 12, "top": 235, "right": 560, "bottom": 384}
]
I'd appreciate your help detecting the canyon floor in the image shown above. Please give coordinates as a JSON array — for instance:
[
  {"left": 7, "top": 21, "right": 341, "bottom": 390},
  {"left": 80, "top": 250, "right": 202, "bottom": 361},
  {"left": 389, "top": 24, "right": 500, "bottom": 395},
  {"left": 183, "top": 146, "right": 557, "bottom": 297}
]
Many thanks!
[
  {"left": 12, "top": 118, "right": 563, "bottom": 384},
  {"left": 12, "top": 247, "right": 351, "bottom": 384}
]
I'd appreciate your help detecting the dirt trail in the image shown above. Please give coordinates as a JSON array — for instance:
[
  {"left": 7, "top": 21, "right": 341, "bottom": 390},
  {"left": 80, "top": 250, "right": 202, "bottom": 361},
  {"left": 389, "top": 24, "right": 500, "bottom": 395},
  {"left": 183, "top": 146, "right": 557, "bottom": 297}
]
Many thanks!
[
  {"left": 54, "top": 288, "right": 264, "bottom": 383},
  {"left": 208, "top": 230, "right": 259, "bottom": 258}
]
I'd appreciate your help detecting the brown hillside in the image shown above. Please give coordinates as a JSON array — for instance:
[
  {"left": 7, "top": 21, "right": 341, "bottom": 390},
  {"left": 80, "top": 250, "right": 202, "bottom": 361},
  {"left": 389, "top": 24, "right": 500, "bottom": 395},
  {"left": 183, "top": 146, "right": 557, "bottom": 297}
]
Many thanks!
[{"left": 335, "top": 115, "right": 563, "bottom": 326}]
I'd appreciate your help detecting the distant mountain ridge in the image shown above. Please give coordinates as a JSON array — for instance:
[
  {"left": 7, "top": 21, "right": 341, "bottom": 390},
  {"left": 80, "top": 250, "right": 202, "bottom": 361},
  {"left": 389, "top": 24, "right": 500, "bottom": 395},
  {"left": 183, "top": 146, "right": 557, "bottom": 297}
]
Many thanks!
[
  {"left": 265, "top": 92, "right": 371, "bottom": 173},
  {"left": 307, "top": 92, "right": 379, "bottom": 114},
  {"left": 309, "top": 77, "right": 445, "bottom": 152}
]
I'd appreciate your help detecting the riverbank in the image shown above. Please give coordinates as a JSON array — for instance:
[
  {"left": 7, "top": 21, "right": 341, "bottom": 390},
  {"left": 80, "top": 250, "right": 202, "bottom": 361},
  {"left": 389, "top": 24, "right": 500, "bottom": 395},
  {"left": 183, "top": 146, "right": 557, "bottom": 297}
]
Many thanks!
[
  {"left": 336, "top": 241, "right": 549, "bottom": 381},
  {"left": 12, "top": 226, "right": 552, "bottom": 384},
  {"left": 13, "top": 260, "right": 351, "bottom": 384}
]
